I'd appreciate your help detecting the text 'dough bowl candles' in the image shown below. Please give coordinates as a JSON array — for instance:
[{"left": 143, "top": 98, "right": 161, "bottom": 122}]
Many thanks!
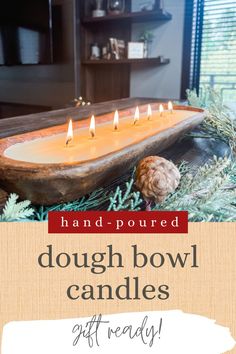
[{"left": 0, "top": 104, "right": 205, "bottom": 205}]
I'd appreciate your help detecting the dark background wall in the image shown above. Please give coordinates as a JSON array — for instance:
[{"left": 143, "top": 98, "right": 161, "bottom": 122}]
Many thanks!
[{"left": 0, "top": 0, "right": 75, "bottom": 109}]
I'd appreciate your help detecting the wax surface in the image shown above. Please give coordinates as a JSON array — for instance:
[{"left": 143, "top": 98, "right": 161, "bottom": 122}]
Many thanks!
[{"left": 4, "top": 110, "right": 196, "bottom": 164}]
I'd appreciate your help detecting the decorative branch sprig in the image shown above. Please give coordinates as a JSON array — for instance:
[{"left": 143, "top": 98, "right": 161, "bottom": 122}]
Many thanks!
[
  {"left": 187, "top": 87, "right": 236, "bottom": 153},
  {"left": 34, "top": 188, "right": 109, "bottom": 221},
  {"left": 108, "top": 179, "right": 142, "bottom": 211},
  {"left": 0, "top": 194, "right": 34, "bottom": 222},
  {"left": 154, "top": 156, "right": 236, "bottom": 221}
]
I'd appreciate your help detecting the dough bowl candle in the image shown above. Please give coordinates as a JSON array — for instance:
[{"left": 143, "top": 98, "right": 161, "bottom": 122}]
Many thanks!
[{"left": 0, "top": 103, "right": 205, "bottom": 205}]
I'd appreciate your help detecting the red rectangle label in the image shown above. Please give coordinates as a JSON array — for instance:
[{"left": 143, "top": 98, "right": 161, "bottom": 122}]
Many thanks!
[{"left": 48, "top": 211, "right": 188, "bottom": 234}]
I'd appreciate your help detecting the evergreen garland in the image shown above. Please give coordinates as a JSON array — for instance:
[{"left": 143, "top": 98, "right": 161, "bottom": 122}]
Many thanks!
[{"left": 154, "top": 156, "right": 236, "bottom": 221}]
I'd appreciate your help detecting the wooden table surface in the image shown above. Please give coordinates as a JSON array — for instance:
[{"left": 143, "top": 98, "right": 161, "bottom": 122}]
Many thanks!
[
  {"left": 0, "top": 97, "right": 230, "bottom": 207},
  {"left": 0, "top": 98, "right": 159, "bottom": 139}
]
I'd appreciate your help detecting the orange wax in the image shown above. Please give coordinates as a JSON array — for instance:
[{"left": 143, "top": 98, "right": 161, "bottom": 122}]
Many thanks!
[{"left": 4, "top": 110, "right": 196, "bottom": 164}]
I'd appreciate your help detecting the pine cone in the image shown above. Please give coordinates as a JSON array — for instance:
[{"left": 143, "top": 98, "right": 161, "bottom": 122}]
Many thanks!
[{"left": 135, "top": 156, "right": 181, "bottom": 205}]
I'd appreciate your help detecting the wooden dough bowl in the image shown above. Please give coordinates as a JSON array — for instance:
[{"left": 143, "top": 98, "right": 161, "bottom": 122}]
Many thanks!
[{"left": 0, "top": 104, "right": 205, "bottom": 205}]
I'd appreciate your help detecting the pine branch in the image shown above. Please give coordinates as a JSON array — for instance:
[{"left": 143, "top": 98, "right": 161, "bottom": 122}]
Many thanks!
[
  {"left": 0, "top": 193, "right": 34, "bottom": 221},
  {"left": 34, "top": 188, "right": 109, "bottom": 221},
  {"left": 108, "top": 178, "right": 142, "bottom": 211},
  {"left": 153, "top": 157, "right": 236, "bottom": 221},
  {"left": 187, "top": 87, "right": 236, "bottom": 153}
]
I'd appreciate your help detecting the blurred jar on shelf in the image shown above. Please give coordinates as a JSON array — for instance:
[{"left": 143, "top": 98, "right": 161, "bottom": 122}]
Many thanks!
[
  {"left": 90, "top": 43, "right": 101, "bottom": 60},
  {"left": 92, "top": 0, "right": 106, "bottom": 17},
  {"left": 107, "top": 0, "right": 125, "bottom": 15}
]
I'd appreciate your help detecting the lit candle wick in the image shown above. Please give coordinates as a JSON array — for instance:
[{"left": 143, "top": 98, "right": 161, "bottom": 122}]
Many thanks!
[
  {"left": 89, "top": 115, "right": 96, "bottom": 138},
  {"left": 66, "top": 118, "right": 73, "bottom": 147},
  {"left": 159, "top": 104, "right": 164, "bottom": 117},
  {"left": 168, "top": 101, "right": 173, "bottom": 113},
  {"left": 134, "top": 106, "right": 140, "bottom": 125},
  {"left": 147, "top": 104, "right": 152, "bottom": 120},
  {"left": 114, "top": 110, "right": 119, "bottom": 131}
]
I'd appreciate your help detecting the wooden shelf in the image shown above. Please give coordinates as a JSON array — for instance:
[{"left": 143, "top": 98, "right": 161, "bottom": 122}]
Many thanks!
[
  {"left": 79, "top": 1, "right": 173, "bottom": 103},
  {"left": 82, "top": 10, "right": 172, "bottom": 24},
  {"left": 82, "top": 58, "right": 170, "bottom": 65}
]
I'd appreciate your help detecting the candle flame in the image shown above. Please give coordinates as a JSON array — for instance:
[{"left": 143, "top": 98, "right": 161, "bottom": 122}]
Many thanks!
[
  {"left": 168, "top": 101, "right": 173, "bottom": 112},
  {"left": 66, "top": 119, "right": 73, "bottom": 146},
  {"left": 134, "top": 106, "right": 140, "bottom": 125},
  {"left": 159, "top": 104, "right": 164, "bottom": 116},
  {"left": 89, "top": 115, "right": 96, "bottom": 138},
  {"left": 114, "top": 110, "right": 119, "bottom": 130},
  {"left": 147, "top": 104, "right": 152, "bottom": 120}
]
